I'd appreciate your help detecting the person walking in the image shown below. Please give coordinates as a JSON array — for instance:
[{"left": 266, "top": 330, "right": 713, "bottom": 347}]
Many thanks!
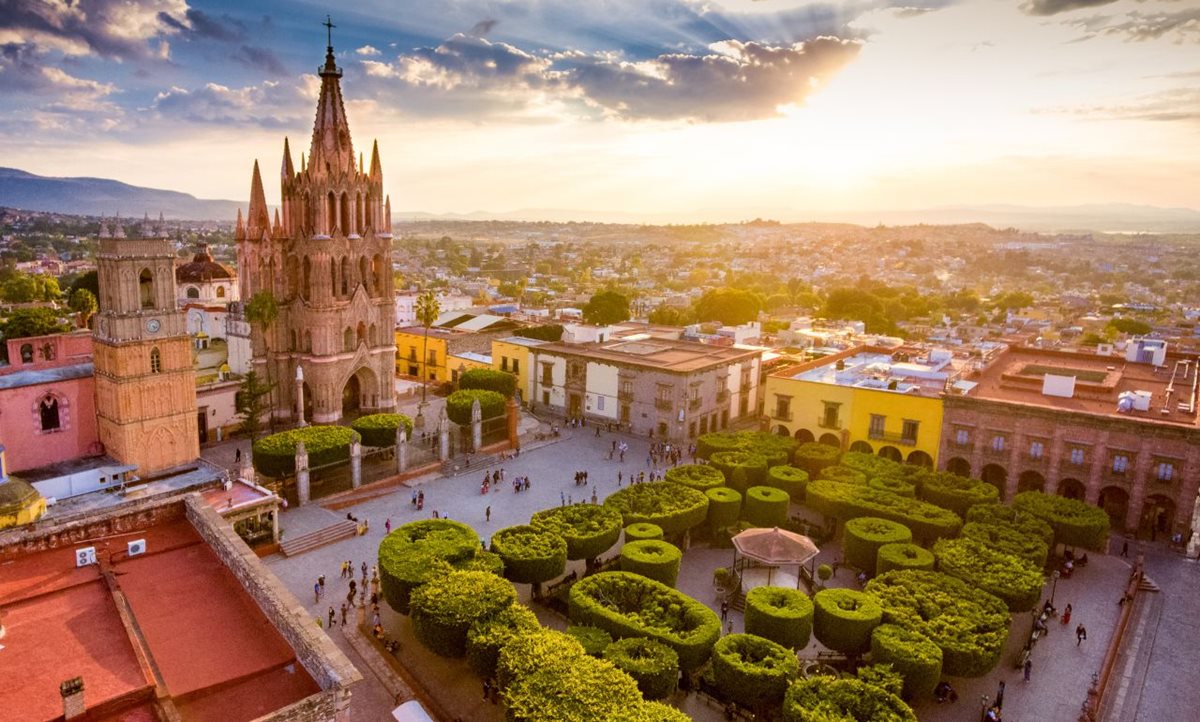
[
  {"left": 1061, "top": 603, "right": 1073, "bottom": 626},
  {"left": 486, "top": 505, "right": 491, "bottom": 522},
  {"left": 235, "top": 447, "right": 242, "bottom": 464},
  {"left": 995, "top": 680, "right": 1005, "bottom": 709},
  {"left": 313, "top": 581, "right": 321, "bottom": 603},
  {"left": 1076, "top": 624, "right": 1087, "bottom": 645},
  {"left": 1121, "top": 538, "right": 1129, "bottom": 558},
  {"left": 327, "top": 606, "right": 336, "bottom": 627},
  {"left": 1023, "top": 659, "right": 1032, "bottom": 682},
  {"left": 720, "top": 599, "right": 729, "bottom": 622},
  {"left": 483, "top": 679, "right": 491, "bottom": 701},
  {"left": 340, "top": 602, "right": 348, "bottom": 626},
  {"left": 318, "top": 575, "right": 326, "bottom": 596},
  {"left": 385, "top": 518, "right": 391, "bottom": 534}
]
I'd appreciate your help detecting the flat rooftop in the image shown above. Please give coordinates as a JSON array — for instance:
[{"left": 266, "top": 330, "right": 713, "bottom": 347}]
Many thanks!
[
  {"left": 536, "top": 337, "right": 760, "bottom": 372},
  {"left": 772, "top": 348, "right": 949, "bottom": 398}
]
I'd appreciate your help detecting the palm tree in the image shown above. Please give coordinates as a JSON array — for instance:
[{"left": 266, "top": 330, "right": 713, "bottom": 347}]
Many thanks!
[
  {"left": 245, "top": 291, "right": 280, "bottom": 430},
  {"left": 414, "top": 289, "right": 440, "bottom": 429}
]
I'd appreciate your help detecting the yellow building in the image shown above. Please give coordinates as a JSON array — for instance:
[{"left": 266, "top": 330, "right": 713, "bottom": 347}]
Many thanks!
[
  {"left": 762, "top": 346, "right": 946, "bottom": 468},
  {"left": 397, "top": 313, "right": 524, "bottom": 386},
  {"left": 0, "top": 447, "right": 47, "bottom": 530},
  {"left": 491, "top": 336, "right": 547, "bottom": 401},
  {"left": 396, "top": 326, "right": 450, "bottom": 383}
]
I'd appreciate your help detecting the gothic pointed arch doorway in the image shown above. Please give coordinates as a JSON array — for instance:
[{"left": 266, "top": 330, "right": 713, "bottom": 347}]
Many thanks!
[{"left": 342, "top": 365, "right": 378, "bottom": 418}]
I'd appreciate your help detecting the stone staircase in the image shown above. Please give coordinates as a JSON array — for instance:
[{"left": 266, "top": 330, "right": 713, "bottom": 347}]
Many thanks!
[
  {"left": 1138, "top": 575, "right": 1161, "bottom": 593},
  {"left": 280, "top": 519, "right": 358, "bottom": 557}
]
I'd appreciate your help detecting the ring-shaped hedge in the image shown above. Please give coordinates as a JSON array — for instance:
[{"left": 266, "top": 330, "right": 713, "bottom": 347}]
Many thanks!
[
  {"left": 568, "top": 571, "right": 721, "bottom": 671},
  {"left": 490, "top": 525, "right": 568, "bottom": 585},
  {"left": 378, "top": 519, "right": 483, "bottom": 613},
  {"left": 696, "top": 431, "right": 797, "bottom": 467},
  {"left": 409, "top": 570, "right": 518, "bottom": 657},
  {"left": 744, "top": 586, "right": 814, "bottom": 650},
  {"left": 530, "top": 503, "right": 623, "bottom": 561},
  {"left": 445, "top": 388, "right": 507, "bottom": 425},
  {"left": 742, "top": 485, "right": 791, "bottom": 528},
  {"left": 696, "top": 431, "right": 746, "bottom": 459},
  {"left": 620, "top": 540, "right": 683, "bottom": 587},
  {"left": 497, "top": 628, "right": 588, "bottom": 690},
  {"left": 712, "top": 633, "right": 800, "bottom": 710},
  {"left": 876, "top": 543, "right": 935, "bottom": 575},
  {"left": 705, "top": 487, "right": 742, "bottom": 530},
  {"left": 663, "top": 463, "right": 726, "bottom": 492},
  {"left": 782, "top": 677, "right": 917, "bottom": 722},
  {"left": 805, "top": 480, "right": 962, "bottom": 543},
  {"left": 349, "top": 413, "right": 414, "bottom": 447},
  {"left": 839, "top": 451, "right": 901, "bottom": 479},
  {"left": 966, "top": 503, "right": 1054, "bottom": 543},
  {"left": 916, "top": 471, "right": 999, "bottom": 517},
  {"left": 710, "top": 451, "right": 769, "bottom": 491},
  {"left": 868, "top": 475, "right": 916, "bottom": 498},
  {"left": 616, "top": 702, "right": 692, "bottom": 722},
  {"left": 812, "top": 588, "right": 883, "bottom": 655},
  {"left": 865, "top": 570, "right": 1010, "bottom": 677},
  {"left": 793, "top": 442, "right": 841, "bottom": 476},
  {"left": 603, "top": 637, "right": 680, "bottom": 700},
  {"left": 603, "top": 482, "right": 709, "bottom": 536},
  {"left": 1012, "top": 491, "right": 1111, "bottom": 550},
  {"left": 960, "top": 520, "right": 1050, "bottom": 568},
  {"left": 817, "top": 465, "right": 869, "bottom": 485},
  {"left": 625, "top": 522, "right": 664, "bottom": 542},
  {"left": 252, "top": 425, "right": 358, "bottom": 478},
  {"left": 465, "top": 603, "right": 541, "bottom": 678},
  {"left": 766, "top": 465, "right": 810, "bottom": 501},
  {"left": 844, "top": 517, "right": 913, "bottom": 576},
  {"left": 566, "top": 625, "right": 613, "bottom": 656},
  {"left": 870, "top": 624, "right": 943, "bottom": 700},
  {"left": 933, "top": 537, "right": 1044, "bottom": 612}
]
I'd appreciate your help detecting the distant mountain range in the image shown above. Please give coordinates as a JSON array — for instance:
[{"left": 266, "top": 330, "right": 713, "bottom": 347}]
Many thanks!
[{"left": 3, "top": 166, "right": 1199, "bottom": 233}]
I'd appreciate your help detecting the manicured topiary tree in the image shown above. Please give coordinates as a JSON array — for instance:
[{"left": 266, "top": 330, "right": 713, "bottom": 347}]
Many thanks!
[
  {"left": 812, "top": 588, "right": 883, "bottom": 655},
  {"left": 625, "top": 522, "right": 664, "bottom": 542},
  {"left": 856, "top": 663, "right": 904, "bottom": 697},
  {"left": 804, "top": 480, "right": 962, "bottom": 543},
  {"left": 961, "top": 520, "right": 1050, "bottom": 568},
  {"left": 839, "top": 451, "right": 901, "bottom": 480},
  {"left": 865, "top": 570, "right": 1010, "bottom": 677},
  {"left": 710, "top": 450, "right": 768, "bottom": 491},
  {"left": 706, "top": 487, "right": 742, "bottom": 530},
  {"left": 696, "top": 431, "right": 798, "bottom": 468},
  {"left": 504, "top": 652, "right": 644, "bottom": 722},
  {"left": 497, "top": 628, "right": 587, "bottom": 690},
  {"left": 870, "top": 624, "right": 942, "bottom": 700},
  {"left": 664, "top": 463, "right": 725, "bottom": 492},
  {"left": 782, "top": 678, "right": 917, "bottom": 722},
  {"left": 712, "top": 633, "right": 800, "bottom": 710},
  {"left": 844, "top": 517, "right": 913, "bottom": 576},
  {"left": 458, "top": 367, "right": 517, "bottom": 397},
  {"left": 530, "top": 503, "right": 623, "bottom": 571},
  {"left": 603, "top": 482, "right": 709, "bottom": 537},
  {"left": 744, "top": 586, "right": 814, "bottom": 650},
  {"left": 1012, "top": 491, "right": 1111, "bottom": 550},
  {"left": 933, "top": 537, "right": 1044, "bottom": 612},
  {"left": 409, "top": 570, "right": 517, "bottom": 657},
  {"left": 696, "top": 431, "right": 744, "bottom": 459},
  {"left": 766, "top": 465, "right": 810, "bottom": 501},
  {"left": 566, "top": 625, "right": 613, "bottom": 656},
  {"left": 620, "top": 540, "right": 683, "bottom": 587},
  {"left": 793, "top": 442, "right": 840, "bottom": 476},
  {"left": 876, "top": 543, "right": 935, "bottom": 575},
  {"left": 817, "top": 465, "right": 868, "bottom": 485},
  {"left": 742, "top": 486, "right": 790, "bottom": 527},
  {"left": 465, "top": 603, "right": 541, "bottom": 678},
  {"left": 252, "top": 425, "right": 358, "bottom": 477},
  {"left": 603, "top": 637, "right": 680, "bottom": 700},
  {"left": 445, "top": 388, "right": 506, "bottom": 425},
  {"left": 378, "top": 519, "right": 484, "bottom": 614},
  {"left": 916, "top": 471, "right": 999, "bottom": 517},
  {"left": 869, "top": 475, "right": 916, "bottom": 498},
  {"left": 349, "top": 413, "right": 414, "bottom": 447},
  {"left": 618, "top": 702, "right": 692, "bottom": 722},
  {"left": 490, "top": 525, "right": 568, "bottom": 593}
]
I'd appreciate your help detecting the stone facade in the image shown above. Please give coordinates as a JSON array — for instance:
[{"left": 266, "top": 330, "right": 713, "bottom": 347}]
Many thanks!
[{"left": 236, "top": 41, "right": 396, "bottom": 425}]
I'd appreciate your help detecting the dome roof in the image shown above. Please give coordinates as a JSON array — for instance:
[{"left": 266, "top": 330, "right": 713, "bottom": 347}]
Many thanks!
[
  {"left": 177, "top": 245, "right": 234, "bottom": 283},
  {"left": 0, "top": 477, "right": 42, "bottom": 517}
]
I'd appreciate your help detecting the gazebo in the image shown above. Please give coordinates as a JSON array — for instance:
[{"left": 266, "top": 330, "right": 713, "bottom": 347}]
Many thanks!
[{"left": 731, "top": 526, "right": 821, "bottom": 590}]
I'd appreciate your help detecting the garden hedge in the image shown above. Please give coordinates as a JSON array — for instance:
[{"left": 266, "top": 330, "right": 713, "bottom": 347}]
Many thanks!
[
  {"left": 712, "top": 633, "right": 800, "bottom": 710},
  {"left": 782, "top": 677, "right": 917, "bottom": 722},
  {"left": 933, "top": 537, "right": 1044, "bottom": 612},
  {"left": 458, "top": 367, "right": 517, "bottom": 397},
  {"left": 566, "top": 625, "right": 613, "bottom": 656},
  {"left": 505, "top": 650, "right": 643, "bottom": 722},
  {"left": 530, "top": 503, "right": 624, "bottom": 562},
  {"left": 817, "top": 465, "right": 869, "bottom": 486},
  {"left": 465, "top": 603, "right": 540, "bottom": 678},
  {"left": 663, "top": 463, "right": 726, "bottom": 492},
  {"left": 620, "top": 540, "right": 683, "bottom": 587},
  {"left": 705, "top": 487, "right": 742, "bottom": 530},
  {"left": 490, "top": 525, "right": 568, "bottom": 586},
  {"left": 603, "top": 637, "right": 680, "bottom": 700},
  {"left": 865, "top": 570, "right": 1010, "bottom": 677},
  {"left": 856, "top": 664, "right": 904, "bottom": 697},
  {"left": 349, "top": 413, "right": 414, "bottom": 448},
  {"left": 839, "top": 452, "right": 901, "bottom": 479},
  {"left": 744, "top": 586, "right": 814, "bottom": 650},
  {"left": 1012, "top": 491, "right": 1111, "bottom": 550},
  {"left": 603, "top": 482, "right": 709, "bottom": 536},
  {"left": 805, "top": 480, "right": 963, "bottom": 543},
  {"left": 844, "top": 517, "right": 913, "bottom": 576},
  {"left": 409, "top": 570, "right": 517, "bottom": 657},
  {"left": 709, "top": 451, "right": 769, "bottom": 491},
  {"left": 742, "top": 486, "right": 791, "bottom": 527},
  {"left": 916, "top": 471, "right": 999, "bottom": 517},
  {"left": 252, "top": 425, "right": 357, "bottom": 477},
  {"left": 445, "top": 388, "right": 507, "bottom": 425},
  {"left": 793, "top": 442, "right": 841, "bottom": 476},
  {"left": 812, "top": 588, "right": 883, "bottom": 655},
  {"left": 868, "top": 475, "right": 916, "bottom": 498},
  {"left": 625, "top": 522, "right": 664, "bottom": 542},
  {"left": 615, "top": 702, "right": 691, "bottom": 722},
  {"left": 876, "top": 543, "right": 935, "bottom": 575},
  {"left": 870, "top": 624, "right": 943, "bottom": 700},
  {"left": 568, "top": 571, "right": 721, "bottom": 671},
  {"left": 496, "top": 628, "right": 587, "bottom": 690},
  {"left": 696, "top": 431, "right": 797, "bottom": 468},
  {"left": 378, "top": 519, "right": 484, "bottom": 614},
  {"left": 961, "top": 521, "right": 1050, "bottom": 568},
  {"left": 696, "top": 431, "right": 745, "bottom": 459},
  {"left": 765, "top": 465, "right": 809, "bottom": 501}
]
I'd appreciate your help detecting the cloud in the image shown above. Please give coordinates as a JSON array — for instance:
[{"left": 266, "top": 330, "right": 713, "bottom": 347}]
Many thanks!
[
  {"left": 469, "top": 19, "right": 499, "bottom": 38},
  {"left": 150, "top": 79, "right": 312, "bottom": 128},
  {"left": 0, "top": 0, "right": 190, "bottom": 59},
  {"left": 157, "top": 8, "right": 244, "bottom": 43},
  {"left": 233, "top": 44, "right": 288, "bottom": 76},
  {"left": 1048, "top": 87, "right": 1200, "bottom": 123},
  {"left": 1075, "top": 8, "right": 1200, "bottom": 41},
  {"left": 357, "top": 45, "right": 382, "bottom": 56},
  {"left": 1022, "top": 0, "right": 1120, "bottom": 16}
]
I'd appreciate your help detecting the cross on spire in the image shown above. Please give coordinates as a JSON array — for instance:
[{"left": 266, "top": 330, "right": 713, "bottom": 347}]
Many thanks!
[{"left": 323, "top": 15, "right": 335, "bottom": 50}]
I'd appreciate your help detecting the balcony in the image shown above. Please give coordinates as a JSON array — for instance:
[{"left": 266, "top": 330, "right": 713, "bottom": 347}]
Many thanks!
[
  {"left": 982, "top": 445, "right": 1010, "bottom": 461},
  {"left": 868, "top": 429, "right": 917, "bottom": 447},
  {"left": 619, "top": 389, "right": 634, "bottom": 402},
  {"left": 772, "top": 410, "right": 793, "bottom": 422},
  {"left": 817, "top": 415, "right": 841, "bottom": 430},
  {"left": 716, "top": 389, "right": 730, "bottom": 404},
  {"left": 1024, "top": 453, "right": 1047, "bottom": 466},
  {"left": 689, "top": 397, "right": 702, "bottom": 411},
  {"left": 655, "top": 398, "right": 673, "bottom": 411}
]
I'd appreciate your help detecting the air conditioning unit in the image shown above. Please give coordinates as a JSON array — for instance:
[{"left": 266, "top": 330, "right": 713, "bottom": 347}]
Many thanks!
[
  {"left": 127, "top": 539, "right": 147, "bottom": 557},
  {"left": 75, "top": 547, "right": 97, "bottom": 567}
]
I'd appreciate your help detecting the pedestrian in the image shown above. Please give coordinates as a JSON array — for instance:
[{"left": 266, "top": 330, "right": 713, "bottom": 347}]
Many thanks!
[
  {"left": 411, "top": 489, "right": 417, "bottom": 506},
  {"left": 483, "top": 679, "right": 491, "bottom": 700},
  {"left": 720, "top": 600, "right": 729, "bottom": 621},
  {"left": 339, "top": 561, "right": 347, "bottom": 579},
  {"left": 327, "top": 606, "right": 335, "bottom": 627},
  {"left": 726, "top": 620, "right": 733, "bottom": 635},
  {"left": 1076, "top": 624, "right": 1087, "bottom": 645},
  {"left": 349, "top": 578, "right": 357, "bottom": 596},
  {"left": 486, "top": 505, "right": 491, "bottom": 522},
  {"left": 1023, "top": 659, "right": 1032, "bottom": 682},
  {"left": 561, "top": 491, "right": 565, "bottom": 507},
  {"left": 591, "top": 487, "right": 598, "bottom": 505},
  {"left": 318, "top": 575, "right": 325, "bottom": 595},
  {"left": 1121, "top": 538, "right": 1129, "bottom": 558},
  {"left": 1061, "top": 603, "right": 1072, "bottom": 625},
  {"left": 362, "top": 561, "right": 368, "bottom": 579},
  {"left": 235, "top": 447, "right": 242, "bottom": 464},
  {"left": 372, "top": 610, "right": 381, "bottom": 627},
  {"left": 996, "top": 680, "right": 1005, "bottom": 709},
  {"left": 385, "top": 518, "right": 391, "bottom": 534},
  {"left": 340, "top": 602, "right": 348, "bottom": 626}
]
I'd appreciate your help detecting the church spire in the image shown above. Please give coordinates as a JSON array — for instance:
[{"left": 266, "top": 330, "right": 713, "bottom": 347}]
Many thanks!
[
  {"left": 282, "top": 137, "right": 294, "bottom": 180},
  {"left": 235, "top": 208, "right": 245, "bottom": 241},
  {"left": 369, "top": 139, "right": 383, "bottom": 182},
  {"left": 248, "top": 160, "right": 270, "bottom": 237},
  {"left": 309, "top": 17, "right": 354, "bottom": 178}
]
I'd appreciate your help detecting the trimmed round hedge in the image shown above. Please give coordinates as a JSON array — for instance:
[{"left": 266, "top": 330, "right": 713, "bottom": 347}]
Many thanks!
[
  {"left": 252, "top": 425, "right": 357, "bottom": 478},
  {"left": 705, "top": 487, "right": 742, "bottom": 530},
  {"left": 742, "top": 486, "right": 790, "bottom": 527},
  {"left": 603, "top": 637, "right": 679, "bottom": 700},
  {"left": 620, "top": 540, "right": 683, "bottom": 587},
  {"left": 696, "top": 431, "right": 798, "bottom": 468},
  {"left": 497, "top": 628, "right": 587, "bottom": 690},
  {"left": 603, "top": 482, "right": 709, "bottom": 536},
  {"left": 766, "top": 465, "right": 809, "bottom": 501},
  {"left": 869, "top": 474, "right": 916, "bottom": 498},
  {"left": 782, "top": 677, "right": 917, "bottom": 722},
  {"left": 349, "top": 413, "right": 414, "bottom": 447},
  {"left": 445, "top": 388, "right": 506, "bottom": 425},
  {"left": 696, "top": 431, "right": 745, "bottom": 459},
  {"left": 458, "top": 367, "right": 516, "bottom": 397},
  {"left": 566, "top": 625, "right": 613, "bottom": 656},
  {"left": 961, "top": 520, "right": 1050, "bottom": 568},
  {"left": 710, "top": 451, "right": 768, "bottom": 492},
  {"left": 812, "top": 588, "right": 883, "bottom": 655},
  {"left": 805, "top": 480, "right": 962, "bottom": 543},
  {"left": 916, "top": 471, "right": 999, "bottom": 517},
  {"left": 817, "top": 465, "right": 869, "bottom": 485},
  {"left": 568, "top": 571, "right": 721, "bottom": 671},
  {"left": 625, "top": 522, "right": 664, "bottom": 542},
  {"left": 378, "top": 519, "right": 483, "bottom": 614},
  {"left": 712, "top": 633, "right": 800, "bottom": 710},
  {"left": 865, "top": 570, "right": 1010, "bottom": 677},
  {"left": 844, "top": 517, "right": 913, "bottom": 576},
  {"left": 744, "top": 586, "right": 814, "bottom": 650},
  {"left": 793, "top": 442, "right": 841, "bottom": 476},
  {"left": 1012, "top": 491, "right": 1111, "bottom": 550},
  {"left": 409, "top": 570, "right": 517, "bottom": 657},
  {"left": 505, "top": 650, "right": 641, "bottom": 721},
  {"left": 663, "top": 464, "right": 726, "bottom": 492},
  {"left": 876, "top": 543, "right": 935, "bottom": 575},
  {"left": 966, "top": 503, "right": 1055, "bottom": 545},
  {"left": 616, "top": 702, "right": 691, "bottom": 722},
  {"left": 839, "top": 451, "right": 901, "bottom": 479},
  {"left": 465, "top": 603, "right": 540, "bottom": 678},
  {"left": 490, "top": 525, "right": 568, "bottom": 585},
  {"left": 530, "top": 503, "right": 623, "bottom": 562},
  {"left": 933, "top": 537, "right": 1044, "bottom": 612},
  {"left": 870, "top": 624, "right": 943, "bottom": 700}
]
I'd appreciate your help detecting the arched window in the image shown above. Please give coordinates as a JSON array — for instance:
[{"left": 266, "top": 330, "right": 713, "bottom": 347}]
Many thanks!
[
  {"left": 329, "top": 257, "right": 337, "bottom": 297},
  {"left": 20, "top": 343, "right": 34, "bottom": 363},
  {"left": 359, "top": 256, "right": 369, "bottom": 294},
  {"left": 139, "top": 268, "right": 154, "bottom": 309},
  {"left": 150, "top": 347, "right": 162, "bottom": 374},
  {"left": 340, "top": 257, "right": 349, "bottom": 296},
  {"left": 216, "top": 286, "right": 226, "bottom": 299},
  {"left": 357, "top": 321, "right": 366, "bottom": 346},
  {"left": 369, "top": 323, "right": 377, "bottom": 346},
  {"left": 340, "top": 191, "right": 350, "bottom": 235},
  {"left": 373, "top": 254, "right": 386, "bottom": 296},
  {"left": 356, "top": 192, "right": 363, "bottom": 233},
  {"left": 290, "top": 330, "right": 298, "bottom": 351},
  {"left": 304, "top": 330, "right": 312, "bottom": 352},
  {"left": 302, "top": 256, "right": 312, "bottom": 298},
  {"left": 39, "top": 395, "right": 61, "bottom": 431},
  {"left": 186, "top": 287, "right": 200, "bottom": 299},
  {"left": 365, "top": 192, "right": 372, "bottom": 231},
  {"left": 326, "top": 192, "right": 337, "bottom": 235},
  {"left": 343, "top": 327, "right": 353, "bottom": 352}
]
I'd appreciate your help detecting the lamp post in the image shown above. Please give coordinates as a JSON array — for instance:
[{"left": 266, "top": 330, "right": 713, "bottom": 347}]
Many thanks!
[
  {"left": 980, "top": 694, "right": 991, "bottom": 722},
  {"left": 1050, "top": 570, "right": 1061, "bottom": 607}
]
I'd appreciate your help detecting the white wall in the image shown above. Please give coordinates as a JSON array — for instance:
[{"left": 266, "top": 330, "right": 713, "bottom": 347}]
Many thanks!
[{"left": 585, "top": 361, "right": 619, "bottom": 419}]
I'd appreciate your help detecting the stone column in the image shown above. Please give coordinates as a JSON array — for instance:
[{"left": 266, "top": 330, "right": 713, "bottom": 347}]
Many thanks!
[
  {"left": 294, "top": 366, "right": 307, "bottom": 427},
  {"left": 396, "top": 427, "right": 408, "bottom": 474},
  {"left": 1124, "top": 448, "right": 1155, "bottom": 534},
  {"left": 1086, "top": 435, "right": 1109, "bottom": 506},
  {"left": 507, "top": 395, "right": 520, "bottom": 448},
  {"left": 296, "top": 441, "right": 310, "bottom": 506},
  {"left": 350, "top": 438, "right": 362, "bottom": 489},
  {"left": 471, "top": 399, "right": 483, "bottom": 452},
  {"left": 438, "top": 411, "right": 450, "bottom": 462},
  {"left": 1006, "top": 431, "right": 1024, "bottom": 501},
  {"left": 1046, "top": 429, "right": 1066, "bottom": 494}
]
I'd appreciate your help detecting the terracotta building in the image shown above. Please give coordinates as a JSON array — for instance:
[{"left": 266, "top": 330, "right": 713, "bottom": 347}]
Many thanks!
[{"left": 235, "top": 39, "right": 396, "bottom": 424}]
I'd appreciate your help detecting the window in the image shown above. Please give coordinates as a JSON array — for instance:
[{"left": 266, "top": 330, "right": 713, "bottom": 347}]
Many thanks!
[
  {"left": 139, "top": 268, "right": 154, "bottom": 309},
  {"left": 656, "top": 384, "right": 673, "bottom": 401},
  {"left": 216, "top": 286, "right": 226, "bottom": 299},
  {"left": 620, "top": 380, "right": 633, "bottom": 397},
  {"left": 19, "top": 343, "right": 33, "bottom": 363},
  {"left": 541, "top": 364, "right": 553, "bottom": 385},
  {"left": 1157, "top": 462, "right": 1175, "bottom": 481},
  {"left": 39, "top": 395, "right": 61, "bottom": 431},
  {"left": 1029, "top": 441, "right": 1044, "bottom": 460},
  {"left": 150, "top": 347, "right": 162, "bottom": 374},
  {"left": 991, "top": 435, "right": 1006, "bottom": 452},
  {"left": 409, "top": 347, "right": 418, "bottom": 361},
  {"left": 1070, "top": 448, "right": 1085, "bottom": 465},
  {"left": 774, "top": 395, "right": 791, "bottom": 419},
  {"left": 901, "top": 419, "right": 919, "bottom": 443},
  {"left": 955, "top": 428, "right": 970, "bottom": 446},
  {"left": 186, "top": 287, "right": 200, "bottom": 299},
  {"left": 1112, "top": 454, "right": 1129, "bottom": 474},
  {"left": 427, "top": 349, "right": 437, "bottom": 365},
  {"left": 869, "top": 414, "right": 886, "bottom": 436},
  {"left": 501, "top": 356, "right": 509, "bottom": 372},
  {"left": 597, "top": 396, "right": 605, "bottom": 411},
  {"left": 822, "top": 402, "right": 839, "bottom": 428},
  {"left": 542, "top": 390, "right": 550, "bottom": 406},
  {"left": 512, "top": 359, "right": 520, "bottom": 375}
]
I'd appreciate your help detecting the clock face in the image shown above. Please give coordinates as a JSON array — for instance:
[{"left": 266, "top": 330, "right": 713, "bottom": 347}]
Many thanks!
[{"left": 146, "top": 318, "right": 161, "bottom": 334}]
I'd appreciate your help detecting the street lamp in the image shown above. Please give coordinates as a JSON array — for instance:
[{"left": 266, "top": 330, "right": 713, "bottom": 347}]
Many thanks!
[
  {"left": 1050, "top": 570, "right": 1061, "bottom": 607},
  {"left": 980, "top": 694, "right": 991, "bottom": 722}
]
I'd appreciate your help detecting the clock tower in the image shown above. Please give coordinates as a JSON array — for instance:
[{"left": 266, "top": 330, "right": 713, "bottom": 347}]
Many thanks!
[{"left": 93, "top": 220, "right": 200, "bottom": 474}]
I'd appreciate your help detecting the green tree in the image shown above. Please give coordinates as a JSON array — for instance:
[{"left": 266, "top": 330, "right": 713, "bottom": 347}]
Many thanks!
[
  {"left": 235, "top": 370, "right": 274, "bottom": 443},
  {"left": 415, "top": 289, "right": 441, "bottom": 413},
  {"left": 69, "top": 270, "right": 100, "bottom": 299},
  {"left": 1, "top": 273, "right": 38, "bottom": 302},
  {"left": 0, "top": 307, "right": 69, "bottom": 339},
  {"left": 647, "top": 305, "right": 693, "bottom": 326},
  {"left": 582, "top": 290, "right": 631, "bottom": 325},
  {"left": 68, "top": 288, "right": 98, "bottom": 329},
  {"left": 1107, "top": 318, "right": 1152, "bottom": 336},
  {"left": 695, "top": 288, "right": 762, "bottom": 326}
]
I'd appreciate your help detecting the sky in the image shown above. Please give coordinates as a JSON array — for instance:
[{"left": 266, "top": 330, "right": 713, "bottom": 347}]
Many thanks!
[{"left": 1, "top": 0, "right": 1198, "bottom": 221}]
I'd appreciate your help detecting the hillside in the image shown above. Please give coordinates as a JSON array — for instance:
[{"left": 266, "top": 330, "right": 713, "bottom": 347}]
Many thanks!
[{"left": 0, "top": 167, "right": 241, "bottom": 220}]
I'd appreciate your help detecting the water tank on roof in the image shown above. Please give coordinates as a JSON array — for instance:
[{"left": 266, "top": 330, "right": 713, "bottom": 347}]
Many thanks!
[
  {"left": 1117, "top": 395, "right": 1134, "bottom": 412},
  {"left": 1131, "top": 390, "right": 1152, "bottom": 411}
]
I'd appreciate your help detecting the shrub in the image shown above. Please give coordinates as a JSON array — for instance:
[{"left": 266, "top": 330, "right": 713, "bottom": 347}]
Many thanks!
[
  {"left": 505, "top": 651, "right": 643, "bottom": 721},
  {"left": 839, "top": 452, "right": 901, "bottom": 479},
  {"left": 816, "top": 564, "right": 833, "bottom": 582},
  {"left": 603, "top": 482, "right": 709, "bottom": 536},
  {"left": 378, "top": 519, "right": 482, "bottom": 613},
  {"left": 497, "top": 628, "right": 587, "bottom": 690},
  {"left": 916, "top": 472, "right": 999, "bottom": 517},
  {"left": 616, "top": 702, "right": 691, "bottom": 722},
  {"left": 252, "top": 425, "right": 357, "bottom": 478},
  {"left": 868, "top": 475, "right": 916, "bottom": 498},
  {"left": 710, "top": 451, "right": 768, "bottom": 491},
  {"left": 870, "top": 624, "right": 942, "bottom": 700},
  {"left": 466, "top": 603, "right": 540, "bottom": 678},
  {"left": 876, "top": 543, "right": 935, "bottom": 575},
  {"left": 568, "top": 571, "right": 721, "bottom": 671},
  {"left": 349, "top": 413, "right": 414, "bottom": 447},
  {"left": 793, "top": 442, "right": 841, "bottom": 476},
  {"left": 696, "top": 431, "right": 798, "bottom": 468},
  {"left": 744, "top": 586, "right": 814, "bottom": 650},
  {"left": 620, "top": 540, "right": 683, "bottom": 587},
  {"left": 696, "top": 431, "right": 745, "bottom": 459},
  {"left": 818, "top": 465, "right": 869, "bottom": 485},
  {"left": 458, "top": 367, "right": 516, "bottom": 397},
  {"left": 663, "top": 463, "right": 726, "bottom": 492},
  {"left": 766, "top": 465, "right": 809, "bottom": 501},
  {"left": 933, "top": 537, "right": 1044, "bottom": 612},
  {"left": 603, "top": 637, "right": 680, "bottom": 700},
  {"left": 844, "top": 517, "right": 913, "bottom": 576},
  {"left": 566, "top": 625, "right": 613, "bottom": 656},
  {"left": 865, "top": 570, "right": 1010, "bottom": 677},
  {"left": 445, "top": 388, "right": 506, "bottom": 425},
  {"left": 490, "top": 525, "right": 568, "bottom": 586},
  {"left": 805, "top": 480, "right": 962, "bottom": 543},
  {"left": 625, "top": 522, "right": 664, "bottom": 542},
  {"left": 856, "top": 663, "right": 905, "bottom": 698},
  {"left": 409, "top": 570, "right": 517, "bottom": 657},
  {"left": 742, "top": 486, "right": 790, "bottom": 527},
  {"left": 812, "top": 588, "right": 883, "bottom": 655},
  {"left": 1012, "top": 491, "right": 1111, "bottom": 550},
  {"left": 712, "top": 633, "right": 800, "bottom": 709},
  {"left": 961, "top": 521, "right": 1050, "bottom": 568},
  {"left": 530, "top": 504, "right": 624, "bottom": 562},
  {"left": 705, "top": 487, "right": 742, "bottom": 530},
  {"left": 782, "top": 678, "right": 917, "bottom": 722}
]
